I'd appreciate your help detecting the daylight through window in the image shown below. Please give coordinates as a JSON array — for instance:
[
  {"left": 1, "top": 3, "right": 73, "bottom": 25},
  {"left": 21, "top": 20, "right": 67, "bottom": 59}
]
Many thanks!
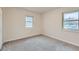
[
  {"left": 25, "top": 16, "right": 33, "bottom": 28},
  {"left": 63, "top": 11, "right": 79, "bottom": 30}
]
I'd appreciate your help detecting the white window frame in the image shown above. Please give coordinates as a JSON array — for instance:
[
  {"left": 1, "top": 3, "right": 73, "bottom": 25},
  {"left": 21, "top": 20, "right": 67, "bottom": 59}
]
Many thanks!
[
  {"left": 25, "top": 16, "right": 34, "bottom": 28},
  {"left": 62, "top": 10, "right": 79, "bottom": 32}
]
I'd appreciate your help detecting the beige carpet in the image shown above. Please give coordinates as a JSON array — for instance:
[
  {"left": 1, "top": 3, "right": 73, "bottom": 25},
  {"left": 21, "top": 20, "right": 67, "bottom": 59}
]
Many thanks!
[{"left": 2, "top": 35, "right": 79, "bottom": 51}]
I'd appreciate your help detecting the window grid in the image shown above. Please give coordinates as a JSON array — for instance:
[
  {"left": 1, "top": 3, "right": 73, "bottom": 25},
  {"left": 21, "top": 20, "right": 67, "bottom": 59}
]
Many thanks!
[
  {"left": 25, "top": 16, "right": 33, "bottom": 28},
  {"left": 63, "top": 11, "right": 79, "bottom": 30}
]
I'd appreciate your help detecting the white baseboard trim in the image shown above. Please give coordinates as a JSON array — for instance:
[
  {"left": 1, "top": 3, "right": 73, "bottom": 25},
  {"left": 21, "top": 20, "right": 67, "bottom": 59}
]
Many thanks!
[
  {"left": 42, "top": 33, "right": 79, "bottom": 47},
  {"left": 0, "top": 34, "right": 41, "bottom": 51},
  {"left": 3, "top": 34, "right": 41, "bottom": 44},
  {"left": 1, "top": 33, "right": 79, "bottom": 51}
]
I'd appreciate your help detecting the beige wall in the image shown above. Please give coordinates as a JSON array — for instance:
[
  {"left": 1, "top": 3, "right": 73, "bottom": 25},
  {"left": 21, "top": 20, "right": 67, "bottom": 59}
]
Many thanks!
[
  {"left": 2, "top": 7, "right": 79, "bottom": 47},
  {"left": 0, "top": 8, "right": 2, "bottom": 49},
  {"left": 42, "top": 7, "right": 79, "bottom": 46},
  {"left": 3, "top": 8, "right": 41, "bottom": 42}
]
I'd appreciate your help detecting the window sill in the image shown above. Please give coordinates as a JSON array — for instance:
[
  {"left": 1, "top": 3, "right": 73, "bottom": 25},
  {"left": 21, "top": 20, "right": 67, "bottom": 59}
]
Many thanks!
[
  {"left": 63, "top": 29, "right": 79, "bottom": 32},
  {"left": 25, "top": 27, "right": 33, "bottom": 29}
]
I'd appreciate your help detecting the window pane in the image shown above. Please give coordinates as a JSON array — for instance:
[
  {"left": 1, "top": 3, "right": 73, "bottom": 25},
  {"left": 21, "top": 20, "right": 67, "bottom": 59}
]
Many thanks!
[
  {"left": 26, "top": 22, "right": 32, "bottom": 27},
  {"left": 25, "top": 16, "right": 33, "bottom": 27},
  {"left": 64, "top": 12, "right": 79, "bottom": 21},
  {"left": 26, "top": 16, "right": 32, "bottom": 22},
  {"left": 64, "top": 21, "right": 78, "bottom": 30}
]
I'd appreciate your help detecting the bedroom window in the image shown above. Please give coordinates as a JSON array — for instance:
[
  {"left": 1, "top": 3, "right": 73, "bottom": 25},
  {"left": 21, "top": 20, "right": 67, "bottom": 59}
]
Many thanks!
[
  {"left": 63, "top": 11, "right": 79, "bottom": 31},
  {"left": 25, "top": 16, "right": 33, "bottom": 28}
]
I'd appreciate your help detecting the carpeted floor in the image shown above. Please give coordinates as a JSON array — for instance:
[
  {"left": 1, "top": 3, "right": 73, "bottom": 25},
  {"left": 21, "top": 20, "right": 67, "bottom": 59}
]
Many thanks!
[{"left": 2, "top": 35, "right": 79, "bottom": 51}]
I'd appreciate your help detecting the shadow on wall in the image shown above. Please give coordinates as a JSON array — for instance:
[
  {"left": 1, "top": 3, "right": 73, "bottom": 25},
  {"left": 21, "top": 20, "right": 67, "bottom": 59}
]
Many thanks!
[{"left": 0, "top": 8, "right": 2, "bottom": 49}]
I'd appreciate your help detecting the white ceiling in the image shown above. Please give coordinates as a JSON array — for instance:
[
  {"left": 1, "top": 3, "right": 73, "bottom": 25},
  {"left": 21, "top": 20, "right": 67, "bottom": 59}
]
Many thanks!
[{"left": 23, "top": 7, "right": 58, "bottom": 14}]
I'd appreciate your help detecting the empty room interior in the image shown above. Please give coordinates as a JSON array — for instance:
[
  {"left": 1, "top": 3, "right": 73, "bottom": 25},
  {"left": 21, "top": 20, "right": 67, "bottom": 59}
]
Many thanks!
[{"left": 0, "top": 7, "right": 79, "bottom": 51}]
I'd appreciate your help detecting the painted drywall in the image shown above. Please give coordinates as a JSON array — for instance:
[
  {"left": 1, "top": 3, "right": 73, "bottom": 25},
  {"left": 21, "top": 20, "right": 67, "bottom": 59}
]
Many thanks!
[
  {"left": 3, "top": 7, "right": 79, "bottom": 47},
  {"left": 3, "top": 8, "right": 41, "bottom": 42},
  {"left": 42, "top": 7, "right": 79, "bottom": 46},
  {"left": 0, "top": 8, "right": 2, "bottom": 49}
]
